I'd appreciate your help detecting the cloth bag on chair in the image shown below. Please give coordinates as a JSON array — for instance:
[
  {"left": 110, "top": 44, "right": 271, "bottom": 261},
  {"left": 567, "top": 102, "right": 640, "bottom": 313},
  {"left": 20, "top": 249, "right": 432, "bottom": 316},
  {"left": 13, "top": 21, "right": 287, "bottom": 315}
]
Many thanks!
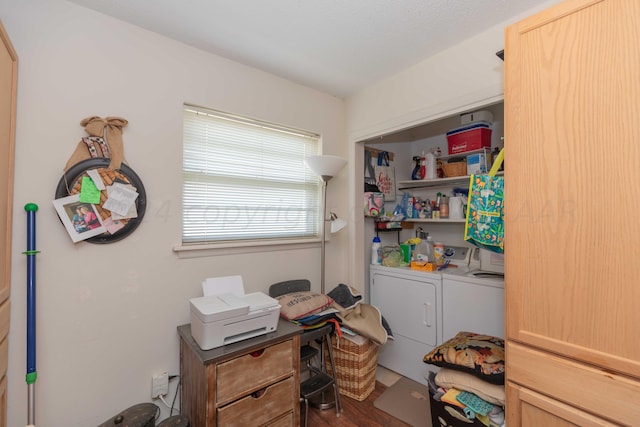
[{"left": 464, "top": 148, "right": 504, "bottom": 254}]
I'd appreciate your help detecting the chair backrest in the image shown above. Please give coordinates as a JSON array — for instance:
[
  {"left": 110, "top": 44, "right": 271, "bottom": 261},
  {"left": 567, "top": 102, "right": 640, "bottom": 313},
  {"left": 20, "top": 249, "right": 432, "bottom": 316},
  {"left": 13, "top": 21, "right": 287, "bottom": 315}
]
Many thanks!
[{"left": 269, "top": 279, "right": 310, "bottom": 298}]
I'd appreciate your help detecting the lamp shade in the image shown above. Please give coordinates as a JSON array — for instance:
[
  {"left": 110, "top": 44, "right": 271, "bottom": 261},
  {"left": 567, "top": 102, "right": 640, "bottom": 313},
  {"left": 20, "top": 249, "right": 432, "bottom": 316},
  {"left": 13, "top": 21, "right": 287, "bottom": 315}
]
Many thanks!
[
  {"left": 305, "top": 155, "right": 347, "bottom": 180},
  {"left": 330, "top": 217, "right": 348, "bottom": 233}
]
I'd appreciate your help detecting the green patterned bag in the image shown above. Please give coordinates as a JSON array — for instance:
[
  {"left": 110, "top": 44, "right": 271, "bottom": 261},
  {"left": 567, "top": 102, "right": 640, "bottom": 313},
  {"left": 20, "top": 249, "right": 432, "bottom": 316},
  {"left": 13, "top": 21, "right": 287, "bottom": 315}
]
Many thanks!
[{"left": 464, "top": 148, "right": 504, "bottom": 254}]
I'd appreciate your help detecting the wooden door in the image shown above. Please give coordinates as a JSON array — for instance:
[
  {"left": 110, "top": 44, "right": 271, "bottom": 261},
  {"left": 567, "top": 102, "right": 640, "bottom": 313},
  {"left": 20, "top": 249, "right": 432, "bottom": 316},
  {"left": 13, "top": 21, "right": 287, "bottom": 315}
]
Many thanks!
[
  {"left": 504, "top": 0, "right": 640, "bottom": 424},
  {"left": 505, "top": 0, "right": 640, "bottom": 379},
  {"left": 0, "top": 20, "right": 17, "bottom": 427}
]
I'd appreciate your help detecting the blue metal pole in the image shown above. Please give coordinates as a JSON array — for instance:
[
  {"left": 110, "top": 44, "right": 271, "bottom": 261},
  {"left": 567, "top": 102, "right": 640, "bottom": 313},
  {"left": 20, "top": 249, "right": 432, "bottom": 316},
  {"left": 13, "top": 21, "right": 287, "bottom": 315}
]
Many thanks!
[{"left": 24, "top": 203, "right": 39, "bottom": 426}]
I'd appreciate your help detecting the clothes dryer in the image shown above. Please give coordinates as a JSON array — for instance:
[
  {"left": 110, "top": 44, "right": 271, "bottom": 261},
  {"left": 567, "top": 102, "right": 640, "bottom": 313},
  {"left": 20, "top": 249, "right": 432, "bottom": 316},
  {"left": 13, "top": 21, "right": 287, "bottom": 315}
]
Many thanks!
[
  {"left": 440, "top": 266, "right": 504, "bottom": 341},
  {"left": 370, "top": 265, "right": 442, "bottom": 384}
]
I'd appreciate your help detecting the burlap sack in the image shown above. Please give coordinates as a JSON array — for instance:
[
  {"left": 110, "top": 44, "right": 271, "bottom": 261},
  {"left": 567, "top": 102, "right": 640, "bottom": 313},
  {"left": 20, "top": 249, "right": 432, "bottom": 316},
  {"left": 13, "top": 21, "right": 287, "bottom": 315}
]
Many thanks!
[{"left": 64, "top": 116, "right": 128, "bottom": 171}]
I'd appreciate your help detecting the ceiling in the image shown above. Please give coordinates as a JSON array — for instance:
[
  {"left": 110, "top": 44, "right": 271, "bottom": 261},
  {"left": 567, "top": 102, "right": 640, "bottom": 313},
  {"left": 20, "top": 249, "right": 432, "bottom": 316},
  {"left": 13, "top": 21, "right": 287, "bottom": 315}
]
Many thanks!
[{"left": 68, "top": 0, "right": 554, "bottom": 98}]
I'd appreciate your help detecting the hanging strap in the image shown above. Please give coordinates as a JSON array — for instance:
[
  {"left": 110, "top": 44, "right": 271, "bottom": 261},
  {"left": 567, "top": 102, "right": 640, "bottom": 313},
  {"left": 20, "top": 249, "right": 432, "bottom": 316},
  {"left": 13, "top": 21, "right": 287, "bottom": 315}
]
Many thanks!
[
  {"left": 377, "top": 151, "right": 390, "bottom": 166},
  {"left": 364, "top": 149, "right": 376, "bottom": 182},
  {"left": 488, "top": 148, "right": 504, "bottom": 177}
]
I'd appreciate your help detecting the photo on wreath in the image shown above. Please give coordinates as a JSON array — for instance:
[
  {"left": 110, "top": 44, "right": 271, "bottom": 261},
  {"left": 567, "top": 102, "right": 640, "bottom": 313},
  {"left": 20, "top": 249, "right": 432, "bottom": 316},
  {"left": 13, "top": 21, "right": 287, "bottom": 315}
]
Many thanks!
[{"left": 53, "top": 194, "right": 107, "bottom": 242}]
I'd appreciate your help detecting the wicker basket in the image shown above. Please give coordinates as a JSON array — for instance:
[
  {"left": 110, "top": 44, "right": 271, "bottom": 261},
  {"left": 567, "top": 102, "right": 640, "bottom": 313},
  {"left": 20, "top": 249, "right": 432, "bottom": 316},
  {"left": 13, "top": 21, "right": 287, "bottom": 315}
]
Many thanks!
[
  {"left": 441, "top": 161, "right": 467, "bottom": 177},
  {"left": 326, "top": 335, "right": 378, "bottom": 401}
]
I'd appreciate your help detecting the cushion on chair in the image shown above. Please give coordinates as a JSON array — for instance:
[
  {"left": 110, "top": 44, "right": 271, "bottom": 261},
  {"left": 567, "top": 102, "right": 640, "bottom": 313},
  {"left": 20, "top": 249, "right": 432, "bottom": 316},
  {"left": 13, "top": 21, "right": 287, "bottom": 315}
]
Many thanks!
[
  {"left": 269, "top": 279, "right": 311, "bottom": 298},
  {"left": 276, "top": 291, "right": 334, "bottom": 320}
]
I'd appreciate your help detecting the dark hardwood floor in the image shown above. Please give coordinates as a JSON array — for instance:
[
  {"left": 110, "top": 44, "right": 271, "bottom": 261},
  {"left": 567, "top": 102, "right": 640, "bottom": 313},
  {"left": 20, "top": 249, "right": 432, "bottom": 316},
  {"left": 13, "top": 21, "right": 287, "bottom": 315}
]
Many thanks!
[{"left": 304, "top": 381, "right": 411, "bottom": 427}]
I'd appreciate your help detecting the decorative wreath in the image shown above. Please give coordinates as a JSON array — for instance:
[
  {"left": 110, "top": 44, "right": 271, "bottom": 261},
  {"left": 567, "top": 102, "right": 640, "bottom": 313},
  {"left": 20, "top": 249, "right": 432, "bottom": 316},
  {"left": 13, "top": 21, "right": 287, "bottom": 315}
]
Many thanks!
[{"left": 55, "top": 116, "right": 146, "bottom": 244}]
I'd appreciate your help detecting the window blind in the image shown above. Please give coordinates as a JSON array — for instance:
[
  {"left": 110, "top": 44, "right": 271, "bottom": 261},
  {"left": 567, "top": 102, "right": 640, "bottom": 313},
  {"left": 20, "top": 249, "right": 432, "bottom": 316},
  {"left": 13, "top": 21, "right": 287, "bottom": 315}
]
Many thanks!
[{"left": 182, "top": 105, "right": 321, "bottom": 245}]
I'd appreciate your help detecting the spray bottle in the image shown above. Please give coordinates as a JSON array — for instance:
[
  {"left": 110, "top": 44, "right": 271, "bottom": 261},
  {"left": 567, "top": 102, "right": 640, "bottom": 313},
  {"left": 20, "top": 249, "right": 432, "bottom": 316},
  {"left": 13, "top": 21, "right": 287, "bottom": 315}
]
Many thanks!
[{"left": 411, "top": 156, "right": 421, "bottom": 180}]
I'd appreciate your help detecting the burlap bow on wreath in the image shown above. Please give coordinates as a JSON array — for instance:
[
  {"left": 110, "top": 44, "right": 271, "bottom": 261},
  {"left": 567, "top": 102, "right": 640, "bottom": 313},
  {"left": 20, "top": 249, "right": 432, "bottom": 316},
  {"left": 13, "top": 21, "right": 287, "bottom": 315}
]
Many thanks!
[{"left": 64, "top": 116, "right": 128, "bottom": 171}]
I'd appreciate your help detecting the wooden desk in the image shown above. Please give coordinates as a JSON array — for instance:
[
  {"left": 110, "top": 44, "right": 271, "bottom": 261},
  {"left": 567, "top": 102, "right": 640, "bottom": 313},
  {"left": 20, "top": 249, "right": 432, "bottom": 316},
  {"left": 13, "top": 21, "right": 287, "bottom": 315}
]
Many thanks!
[{"left": 178, "top": 320, "right": 302, "bottom": 426}]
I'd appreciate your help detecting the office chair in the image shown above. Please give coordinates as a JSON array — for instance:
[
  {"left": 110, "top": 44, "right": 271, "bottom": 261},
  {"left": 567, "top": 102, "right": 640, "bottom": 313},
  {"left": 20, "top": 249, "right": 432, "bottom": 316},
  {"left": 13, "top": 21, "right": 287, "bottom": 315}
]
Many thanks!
[{"left": 269, "top": 279, "right": 342, "bottom": 427}]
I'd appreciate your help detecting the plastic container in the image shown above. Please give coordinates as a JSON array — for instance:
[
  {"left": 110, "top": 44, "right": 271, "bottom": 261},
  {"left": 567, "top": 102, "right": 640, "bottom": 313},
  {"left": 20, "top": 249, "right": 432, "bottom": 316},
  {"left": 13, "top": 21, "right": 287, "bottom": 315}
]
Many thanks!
[
  {"left": 449, "top": 196, "right": 464, "bottom": 219},
  {"left": 460, "top": 110, "right": 494, "bottom": 125},
  {"left": 427, "top": 236, "right": 435, "bottom": 260},
  {"left": 414, "top": 239, "right": 431, "bottom": 262},
  {"left": 371, "top": 237, "right": 381, "bottom": 265},
  {"left": 466, "top": 152, "right": 489, "bottom": 175},
  {"left": 399, "top": 243, "right": 412, "bottom": 264},
  {"left": 446, "top": 122, "right": 492, "bottom": 155},
  {"left": 434, "top": 242, "right": 445, "bottom": 266}
]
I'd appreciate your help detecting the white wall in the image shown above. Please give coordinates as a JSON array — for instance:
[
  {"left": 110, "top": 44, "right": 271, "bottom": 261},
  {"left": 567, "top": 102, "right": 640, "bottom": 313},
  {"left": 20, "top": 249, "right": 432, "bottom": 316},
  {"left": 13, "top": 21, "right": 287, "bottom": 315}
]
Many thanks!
[
  {"left": 346, "top": 0, "right": 561, "bottom": 142},
  {"left": 345, "top": 0, "right": 561, "bottom": 301},
  {"left": 0, "top": 1, "right": 348, "bottom": 425}
]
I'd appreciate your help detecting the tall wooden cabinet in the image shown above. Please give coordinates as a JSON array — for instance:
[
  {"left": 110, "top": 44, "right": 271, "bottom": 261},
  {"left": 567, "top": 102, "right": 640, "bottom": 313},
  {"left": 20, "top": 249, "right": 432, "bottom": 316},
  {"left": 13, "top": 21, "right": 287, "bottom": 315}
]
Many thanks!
[
  {"left": 0, "top": 20, "right": 17, "bottom": 427},
  {"left": 504, "top": 0, "right": 640, "bottom": 425}
]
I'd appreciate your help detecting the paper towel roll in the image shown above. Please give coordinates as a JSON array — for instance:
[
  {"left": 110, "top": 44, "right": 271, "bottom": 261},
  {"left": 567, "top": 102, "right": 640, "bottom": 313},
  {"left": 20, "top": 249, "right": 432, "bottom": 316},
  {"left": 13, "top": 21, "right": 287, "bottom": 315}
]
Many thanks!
[
  {"left": 426, "top": 152, "right": 437, "bottom": 179},
  {"left": 449, "top": 196, "right": 464, "bottom": 219}
]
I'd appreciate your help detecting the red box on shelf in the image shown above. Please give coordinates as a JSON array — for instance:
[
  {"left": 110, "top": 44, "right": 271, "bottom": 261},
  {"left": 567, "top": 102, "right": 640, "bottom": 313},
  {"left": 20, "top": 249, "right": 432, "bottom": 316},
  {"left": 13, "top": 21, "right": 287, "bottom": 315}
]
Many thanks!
[{"left": 446, "top": 123, "right": 492, "bottom": 155}]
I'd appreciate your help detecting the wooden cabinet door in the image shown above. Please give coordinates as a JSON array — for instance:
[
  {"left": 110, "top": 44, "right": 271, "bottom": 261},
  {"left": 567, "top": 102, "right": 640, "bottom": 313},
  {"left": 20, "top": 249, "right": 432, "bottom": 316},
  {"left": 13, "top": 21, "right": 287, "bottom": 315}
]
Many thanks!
[
  {"left": 507, "top": 341, "right": 640, "bottom": 426},
  {"left": 507, "top": 383, "right": 620, "bottom": 427},
  {"left": 0, "top": 20, "right": 17, "bottom": 427},
  {"left": 504, "top": 0, "right": 640, "bottom": 378}
]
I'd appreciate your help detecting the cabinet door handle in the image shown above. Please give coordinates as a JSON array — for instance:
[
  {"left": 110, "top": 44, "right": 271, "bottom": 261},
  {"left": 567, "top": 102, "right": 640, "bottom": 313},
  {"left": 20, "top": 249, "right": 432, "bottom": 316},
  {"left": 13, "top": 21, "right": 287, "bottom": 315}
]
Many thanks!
[{"left": 424, "top": 302, "right": 432, "bottom": 327}]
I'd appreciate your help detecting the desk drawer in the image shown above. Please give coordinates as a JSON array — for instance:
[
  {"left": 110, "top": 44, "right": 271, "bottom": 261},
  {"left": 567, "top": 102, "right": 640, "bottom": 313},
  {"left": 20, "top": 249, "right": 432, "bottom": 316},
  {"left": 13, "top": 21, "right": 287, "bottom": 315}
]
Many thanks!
[
  {"left": 265, "top": 411, "right": 294, "bottom": 427},
  {"left": 216, "top": 339, "right": 294, "bottom": 403},
  {"left": 217, "top": 377, "right": 295, "bottom": 427}
]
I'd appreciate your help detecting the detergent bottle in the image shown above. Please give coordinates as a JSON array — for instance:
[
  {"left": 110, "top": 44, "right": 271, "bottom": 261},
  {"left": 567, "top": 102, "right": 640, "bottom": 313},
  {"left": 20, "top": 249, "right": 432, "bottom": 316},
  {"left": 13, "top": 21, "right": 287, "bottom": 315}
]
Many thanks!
[{"left": 371, "top": 237, "right": 382, "bottom": 265}]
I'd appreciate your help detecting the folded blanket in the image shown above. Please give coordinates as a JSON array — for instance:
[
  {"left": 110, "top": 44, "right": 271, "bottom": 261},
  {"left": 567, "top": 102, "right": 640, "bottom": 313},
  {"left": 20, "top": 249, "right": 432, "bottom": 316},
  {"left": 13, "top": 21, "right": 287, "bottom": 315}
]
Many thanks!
[{"left": 294, "top": 312, "right": 341, "bottom": 327}]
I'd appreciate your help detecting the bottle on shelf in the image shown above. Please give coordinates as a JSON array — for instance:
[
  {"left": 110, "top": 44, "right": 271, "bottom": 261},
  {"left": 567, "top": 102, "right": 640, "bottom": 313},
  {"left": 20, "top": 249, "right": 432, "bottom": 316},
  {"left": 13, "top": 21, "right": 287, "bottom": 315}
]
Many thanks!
[
  {"left": 411, "top": 156, "right": 422, "bottom": 180},
  {"left": 371, "top": 236, "right": 382, "bottom": 265},
  {"left": 435, "top": 147, "right": 444, "bottom": 178},
  {"left": 420, "top": 200, "right": 432, "bottom": 219},
  {"left": 440, "top": 195, "right": 449, "bottom": 219},
  {"left": 413, "top": 198, "right": 423, "bottom": 218}
]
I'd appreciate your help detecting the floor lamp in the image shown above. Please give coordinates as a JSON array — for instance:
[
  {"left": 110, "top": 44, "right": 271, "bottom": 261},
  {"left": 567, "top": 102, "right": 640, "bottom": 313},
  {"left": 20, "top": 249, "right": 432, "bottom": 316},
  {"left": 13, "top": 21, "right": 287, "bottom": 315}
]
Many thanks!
[
  {"left": 304, "top": 155, "right": 347, "bottom": 294},
  {"left": 305, "top": 154, "right": 347, "bottom": 411}
]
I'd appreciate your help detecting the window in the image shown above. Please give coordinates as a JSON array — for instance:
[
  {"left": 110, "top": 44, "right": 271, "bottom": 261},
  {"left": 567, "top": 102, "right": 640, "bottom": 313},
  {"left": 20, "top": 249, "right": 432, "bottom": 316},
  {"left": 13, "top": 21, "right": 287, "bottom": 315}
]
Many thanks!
[{"left": 182, "top": 105, "right": 322, "bottom": 245}]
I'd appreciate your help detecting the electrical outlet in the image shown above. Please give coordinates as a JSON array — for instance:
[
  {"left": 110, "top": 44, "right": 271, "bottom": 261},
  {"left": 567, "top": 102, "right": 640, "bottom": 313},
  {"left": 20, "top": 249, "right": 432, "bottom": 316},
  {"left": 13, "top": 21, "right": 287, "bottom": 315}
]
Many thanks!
[{"left": 151, "top": 372, "right": 169, "bottom": 398}]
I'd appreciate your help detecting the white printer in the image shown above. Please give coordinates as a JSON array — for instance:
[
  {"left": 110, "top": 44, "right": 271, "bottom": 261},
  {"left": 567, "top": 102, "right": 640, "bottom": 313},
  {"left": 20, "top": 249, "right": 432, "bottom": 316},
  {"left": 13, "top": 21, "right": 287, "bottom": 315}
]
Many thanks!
[{"left": 189, "top": 276, "right": 281, "bottom": 350}]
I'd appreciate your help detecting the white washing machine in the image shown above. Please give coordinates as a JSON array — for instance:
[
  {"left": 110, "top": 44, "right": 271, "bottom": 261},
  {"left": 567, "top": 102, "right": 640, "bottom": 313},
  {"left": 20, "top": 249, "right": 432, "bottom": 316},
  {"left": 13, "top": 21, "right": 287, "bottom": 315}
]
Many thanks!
[
  {"left": 370, "top": 265, "right": 442, "bottom": 384},
  {"left": 440, "top": 260, "right": 505, "bottom": 340},
  {"left": 369, "top": 246, "right": 504, "bottom": 384}
]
